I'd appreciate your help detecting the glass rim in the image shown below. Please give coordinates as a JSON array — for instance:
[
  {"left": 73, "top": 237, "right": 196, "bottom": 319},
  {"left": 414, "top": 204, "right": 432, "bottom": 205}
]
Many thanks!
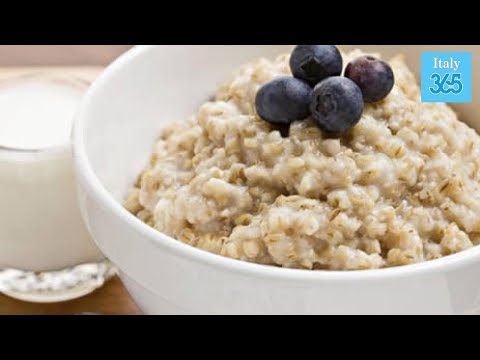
[{"left": 0, "top": 71, "right": 90, "bottom": 158}]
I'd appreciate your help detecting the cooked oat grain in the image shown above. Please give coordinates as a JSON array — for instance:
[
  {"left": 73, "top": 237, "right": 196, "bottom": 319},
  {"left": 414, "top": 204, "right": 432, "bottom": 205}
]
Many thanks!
[{"left": 126, "top": 49, "right": 480, "bottom": 270}]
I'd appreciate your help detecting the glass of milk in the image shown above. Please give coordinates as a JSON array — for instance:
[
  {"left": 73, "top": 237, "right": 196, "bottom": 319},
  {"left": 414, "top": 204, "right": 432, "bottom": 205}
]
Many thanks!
[{"left": 0, "top": 73, "right": 111, "bottom": 301}]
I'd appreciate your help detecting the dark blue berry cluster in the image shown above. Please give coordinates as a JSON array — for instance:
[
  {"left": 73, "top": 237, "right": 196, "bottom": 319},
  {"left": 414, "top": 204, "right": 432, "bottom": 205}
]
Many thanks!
[{"left": 255, "top": 46, "right": 395, "bottom": 135}]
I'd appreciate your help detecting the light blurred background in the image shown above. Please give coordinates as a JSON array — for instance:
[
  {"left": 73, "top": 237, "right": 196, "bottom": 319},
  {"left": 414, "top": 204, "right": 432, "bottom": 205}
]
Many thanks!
[{"left": 0, "top": 45, "right": 132, "bottom": 65}]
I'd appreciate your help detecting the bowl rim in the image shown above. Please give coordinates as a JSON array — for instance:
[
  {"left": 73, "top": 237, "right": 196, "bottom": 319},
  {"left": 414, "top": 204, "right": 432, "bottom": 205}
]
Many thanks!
[{"left": 73, "top": 45, "right": 480, "bottom": 284}]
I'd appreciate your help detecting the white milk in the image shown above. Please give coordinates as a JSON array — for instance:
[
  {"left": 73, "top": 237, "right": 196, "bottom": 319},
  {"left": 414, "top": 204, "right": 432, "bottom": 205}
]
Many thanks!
[
  {"left": 0, "top": 75, "right": 104, "bottom": 272},
  {"left": 0, "top": 80, "right": 81, "bottom": 150}
]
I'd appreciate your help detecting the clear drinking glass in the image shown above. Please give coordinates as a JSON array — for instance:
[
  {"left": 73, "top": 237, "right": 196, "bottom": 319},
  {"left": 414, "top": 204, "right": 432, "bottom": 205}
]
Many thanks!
[{"left": 0, "top": 73, "right": 115, "bottom": 303}]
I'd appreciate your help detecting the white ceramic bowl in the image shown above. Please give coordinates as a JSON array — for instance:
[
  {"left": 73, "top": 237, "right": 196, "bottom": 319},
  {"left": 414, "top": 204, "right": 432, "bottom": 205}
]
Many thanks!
[{"left": 73, "top": 45, "right": 480, "bottom": 314}]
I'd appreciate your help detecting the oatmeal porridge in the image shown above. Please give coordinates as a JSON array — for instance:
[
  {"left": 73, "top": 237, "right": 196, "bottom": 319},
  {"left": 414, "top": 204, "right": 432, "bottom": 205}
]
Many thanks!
[{"left": 125, "top": 47, "right": 480, "bottom": 270}]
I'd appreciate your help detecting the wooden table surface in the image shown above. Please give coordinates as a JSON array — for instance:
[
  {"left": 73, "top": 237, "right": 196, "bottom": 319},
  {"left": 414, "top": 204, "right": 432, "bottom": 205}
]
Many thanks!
[
  {"left": 0, "top": 277, "right": 142, "bottom": 315},
  {"left": 0, "top": 46, "right": 141, "bottom": 315}
]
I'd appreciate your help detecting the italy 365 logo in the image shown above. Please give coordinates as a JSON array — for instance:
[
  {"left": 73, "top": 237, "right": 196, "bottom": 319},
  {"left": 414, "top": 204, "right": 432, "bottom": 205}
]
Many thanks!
[{"left": 421, "top": 52, "right": 472, "bottom": 103}]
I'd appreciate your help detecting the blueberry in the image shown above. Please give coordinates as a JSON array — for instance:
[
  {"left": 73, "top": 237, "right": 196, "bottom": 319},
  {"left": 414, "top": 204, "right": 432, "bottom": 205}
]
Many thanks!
[
  {"left": 290, "top": 45, "right": 343, "bottom": 86},
  {"left": 310, "top": 77, "right": 364, "bottom": 134},
  {"left": 345, "top": 56, "right": 395, "bottom": 103},
  {"left": 255, "top": 76, "right": 312, "bottom": 125},
  {"left": 272, "top": 123, "right": 291, "bottom": 138}
]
